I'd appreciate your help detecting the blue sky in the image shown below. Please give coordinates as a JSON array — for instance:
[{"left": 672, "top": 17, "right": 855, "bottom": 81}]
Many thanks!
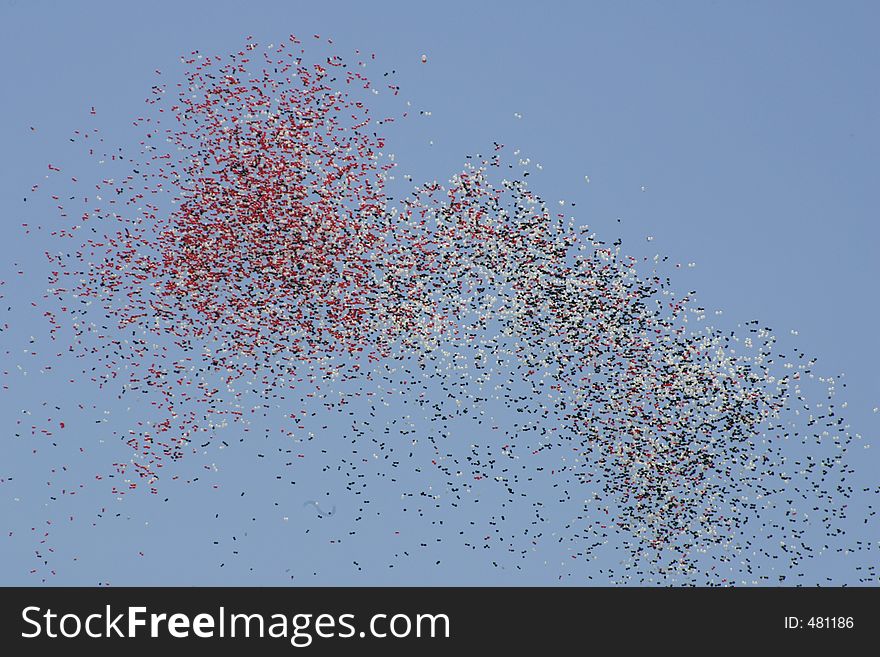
[{"left": 1, "top": 1, "right": 877, "bottom": 585}]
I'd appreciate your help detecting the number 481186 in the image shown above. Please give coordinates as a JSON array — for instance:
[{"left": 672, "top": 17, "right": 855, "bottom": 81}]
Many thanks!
[{"left": 808, "top": 617, "right": 854, "bottom": 629}]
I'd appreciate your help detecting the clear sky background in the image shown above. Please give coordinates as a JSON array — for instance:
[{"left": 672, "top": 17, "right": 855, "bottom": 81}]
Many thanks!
[{"left": 1, "top": 0, "right": 878, "bottom": 585}]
